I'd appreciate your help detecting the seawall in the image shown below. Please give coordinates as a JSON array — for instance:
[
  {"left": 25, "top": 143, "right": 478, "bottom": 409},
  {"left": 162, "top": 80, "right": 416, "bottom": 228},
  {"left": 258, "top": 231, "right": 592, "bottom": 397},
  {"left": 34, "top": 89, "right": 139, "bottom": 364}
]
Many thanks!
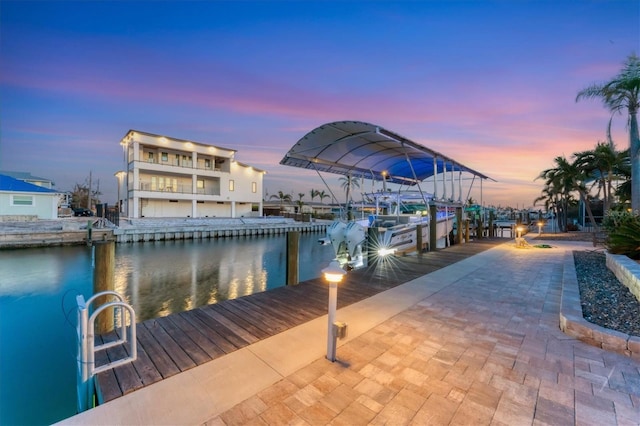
[{"left": 0, "top": 217, "right": 328, "bottom": 249}]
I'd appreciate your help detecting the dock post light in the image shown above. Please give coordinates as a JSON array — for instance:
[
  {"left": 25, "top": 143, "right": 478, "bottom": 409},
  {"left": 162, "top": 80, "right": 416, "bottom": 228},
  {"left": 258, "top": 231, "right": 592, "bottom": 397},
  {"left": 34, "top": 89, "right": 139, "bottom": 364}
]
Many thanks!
[
  {"left": 516, "top": 225, "right": 525, "bottom": 247},
  {"left": 537, "top": 221, "right": 543, "bottom": 235},
  {"left": 323, "top": 260, "right": 346, "bottom": 362}
]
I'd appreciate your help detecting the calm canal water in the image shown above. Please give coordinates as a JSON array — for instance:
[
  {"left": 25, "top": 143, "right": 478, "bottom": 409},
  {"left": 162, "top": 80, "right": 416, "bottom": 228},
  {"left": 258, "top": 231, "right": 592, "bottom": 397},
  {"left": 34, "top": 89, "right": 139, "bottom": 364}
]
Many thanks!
[{"left": 0, "top": 233, "right": 335, "bottom": 425}]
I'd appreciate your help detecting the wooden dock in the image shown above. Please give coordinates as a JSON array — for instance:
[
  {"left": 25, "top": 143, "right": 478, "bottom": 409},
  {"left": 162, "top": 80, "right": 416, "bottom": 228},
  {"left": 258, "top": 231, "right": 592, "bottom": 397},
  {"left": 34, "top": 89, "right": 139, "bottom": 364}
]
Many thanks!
[{"left": 95, "top": 237, "right": 508, "bottom": 403}]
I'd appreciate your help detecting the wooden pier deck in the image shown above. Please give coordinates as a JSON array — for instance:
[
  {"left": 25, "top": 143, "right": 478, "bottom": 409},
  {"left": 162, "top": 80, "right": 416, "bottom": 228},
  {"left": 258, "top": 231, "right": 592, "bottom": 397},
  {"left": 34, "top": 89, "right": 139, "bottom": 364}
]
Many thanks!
[{"left": 95, "top": 237, "right": 508, "bottom": 403}]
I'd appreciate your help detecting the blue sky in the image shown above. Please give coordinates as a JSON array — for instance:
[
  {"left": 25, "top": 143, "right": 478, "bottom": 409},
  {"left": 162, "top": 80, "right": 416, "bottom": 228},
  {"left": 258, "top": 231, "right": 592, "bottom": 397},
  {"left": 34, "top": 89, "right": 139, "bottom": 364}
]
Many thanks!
[{"left": 1, "top": 1, "right": 638, "bottom": 208}]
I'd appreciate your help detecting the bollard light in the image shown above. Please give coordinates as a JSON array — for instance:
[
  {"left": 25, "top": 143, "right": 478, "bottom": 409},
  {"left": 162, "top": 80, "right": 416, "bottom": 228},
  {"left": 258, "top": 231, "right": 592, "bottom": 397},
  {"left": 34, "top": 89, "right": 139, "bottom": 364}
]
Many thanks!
[
  {"left": 537, "top": 221, "right": 543, "bottom": 235},
  {"left": 515, "top": 225, "right": 525, "bottom": 248},
  {"left": 323, "top": 260, "right": 346, "bottom": 362},
  {"left": 323, "top": 261, "right": 346, "bottom": 284}
]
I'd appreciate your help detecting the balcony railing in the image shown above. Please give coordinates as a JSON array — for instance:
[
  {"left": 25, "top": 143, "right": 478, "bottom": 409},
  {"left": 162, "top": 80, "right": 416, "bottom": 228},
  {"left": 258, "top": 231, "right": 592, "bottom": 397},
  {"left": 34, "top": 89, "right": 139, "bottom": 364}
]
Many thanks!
[
  {"left": 135, "top": 159, "right": 226, "bottom": 173},
  {"left": 136, "top": 181, "right": 220, "bottom": 196}
]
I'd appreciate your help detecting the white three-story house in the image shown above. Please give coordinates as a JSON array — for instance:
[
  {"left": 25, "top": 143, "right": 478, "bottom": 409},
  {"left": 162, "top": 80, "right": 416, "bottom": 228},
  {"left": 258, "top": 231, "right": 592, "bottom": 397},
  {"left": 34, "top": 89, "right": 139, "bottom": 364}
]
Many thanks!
[{"left": 117, "top": 130, "right": 264, "bottom": 219}]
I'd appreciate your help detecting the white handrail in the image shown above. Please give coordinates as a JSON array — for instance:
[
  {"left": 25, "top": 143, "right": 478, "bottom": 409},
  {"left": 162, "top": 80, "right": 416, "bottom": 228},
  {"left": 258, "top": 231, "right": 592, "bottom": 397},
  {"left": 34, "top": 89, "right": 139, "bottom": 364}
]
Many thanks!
[{"left": 76, "top": 291, "right": 137, "bottom": 413}]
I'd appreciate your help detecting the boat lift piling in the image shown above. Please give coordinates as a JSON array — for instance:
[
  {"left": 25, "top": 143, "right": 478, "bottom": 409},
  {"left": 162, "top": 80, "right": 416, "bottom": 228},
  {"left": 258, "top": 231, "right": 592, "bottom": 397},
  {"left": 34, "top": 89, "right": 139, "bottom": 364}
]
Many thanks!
[{"left": 286, "top": 231, "right": 300, "bottom": 285}]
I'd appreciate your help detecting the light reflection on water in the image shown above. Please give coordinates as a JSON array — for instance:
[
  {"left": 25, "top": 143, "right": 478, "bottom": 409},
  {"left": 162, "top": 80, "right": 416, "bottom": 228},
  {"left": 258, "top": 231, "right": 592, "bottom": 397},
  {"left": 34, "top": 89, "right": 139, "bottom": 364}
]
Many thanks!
[{"left": 0, "top": 232, "right": 334, "bottom": 425}]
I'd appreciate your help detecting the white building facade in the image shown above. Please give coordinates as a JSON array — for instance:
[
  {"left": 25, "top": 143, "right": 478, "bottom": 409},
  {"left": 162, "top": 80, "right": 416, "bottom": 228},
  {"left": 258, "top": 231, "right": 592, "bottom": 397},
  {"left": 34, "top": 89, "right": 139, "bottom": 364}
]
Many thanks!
[{"left": 118, "top": 130, "right": 265, "bottom": 219}]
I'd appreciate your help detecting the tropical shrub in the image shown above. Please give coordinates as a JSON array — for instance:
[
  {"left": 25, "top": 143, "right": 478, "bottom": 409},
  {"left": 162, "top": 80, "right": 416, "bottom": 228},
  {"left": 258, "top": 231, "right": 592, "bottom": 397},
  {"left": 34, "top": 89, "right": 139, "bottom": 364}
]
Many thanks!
[{"left": 602, "top": 210, "right": 640, "bottom": 259}]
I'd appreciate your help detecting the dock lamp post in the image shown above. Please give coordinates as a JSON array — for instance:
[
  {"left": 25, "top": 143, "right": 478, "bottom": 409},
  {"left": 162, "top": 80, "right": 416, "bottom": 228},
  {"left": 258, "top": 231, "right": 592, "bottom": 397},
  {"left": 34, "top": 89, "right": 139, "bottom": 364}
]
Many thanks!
[
  {"left": 515, "top": 225, "right": 525, "bottom": 248},
  {"left": 537, "top": 221, "right": 543, "bottom": 235},
  {"left": 323, "top": 260, "right": 346, "bottom": 362}
]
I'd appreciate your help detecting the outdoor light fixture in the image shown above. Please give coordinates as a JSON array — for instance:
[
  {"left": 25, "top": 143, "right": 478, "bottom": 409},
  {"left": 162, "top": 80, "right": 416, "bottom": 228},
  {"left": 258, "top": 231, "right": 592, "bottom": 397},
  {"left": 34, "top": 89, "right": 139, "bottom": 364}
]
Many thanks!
[
  {"left": 537, "top": 221, "right": 543, "bottom": 235},
  {"left": 515, "top": 225, "right": 525, "bottom": 248},
  {"left": 322, "top": 260, "right": 346, "bottom": 362},
  {"left": 377, "top": 247, "right": 396, "bottom": 257}
]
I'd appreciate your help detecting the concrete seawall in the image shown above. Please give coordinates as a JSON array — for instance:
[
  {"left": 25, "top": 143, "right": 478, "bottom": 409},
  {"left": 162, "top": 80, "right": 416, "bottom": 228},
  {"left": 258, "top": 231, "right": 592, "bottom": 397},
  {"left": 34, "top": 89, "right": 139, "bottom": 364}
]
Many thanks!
[{"left": 0, "top": 217, "right": 328, "bottom": 249}]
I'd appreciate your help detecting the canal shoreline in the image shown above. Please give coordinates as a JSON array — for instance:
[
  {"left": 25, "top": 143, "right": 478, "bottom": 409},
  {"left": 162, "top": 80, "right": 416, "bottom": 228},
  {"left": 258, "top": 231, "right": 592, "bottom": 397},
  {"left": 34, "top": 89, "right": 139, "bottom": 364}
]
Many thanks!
[{"left": 0, "top": 216, "right": 328, "bottom": 249}]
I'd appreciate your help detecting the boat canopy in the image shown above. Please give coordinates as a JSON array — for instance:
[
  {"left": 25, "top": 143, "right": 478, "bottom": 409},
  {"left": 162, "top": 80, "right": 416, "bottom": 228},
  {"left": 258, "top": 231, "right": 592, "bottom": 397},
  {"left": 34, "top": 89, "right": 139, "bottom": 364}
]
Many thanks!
[{"left": 280, "top": 121, "right": 493, "bottom": 186}]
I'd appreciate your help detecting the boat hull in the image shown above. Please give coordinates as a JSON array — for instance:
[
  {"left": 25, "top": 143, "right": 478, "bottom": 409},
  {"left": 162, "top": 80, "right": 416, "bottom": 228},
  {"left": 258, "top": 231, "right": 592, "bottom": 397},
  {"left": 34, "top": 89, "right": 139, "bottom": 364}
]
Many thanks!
[{"left": 322, "top": 214, "right": 455, "bottom": 268}]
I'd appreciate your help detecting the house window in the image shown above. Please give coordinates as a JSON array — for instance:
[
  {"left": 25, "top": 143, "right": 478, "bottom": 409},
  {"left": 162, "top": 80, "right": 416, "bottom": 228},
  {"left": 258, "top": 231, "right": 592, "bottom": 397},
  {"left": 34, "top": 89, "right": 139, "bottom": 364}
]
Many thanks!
[
  {"left": 252, "top": 182, "right": 257, "bottom": 193},
  {"left": 151, "top": 176, "right": 157, "bottom": 191},
  {"left": 148, "top": 152, "right": 154, "bottom": 163},
  {"left": 204, "top": 159, "right": 211, "bottom": 169},
  {"left": 11, "top": 195, "right": 34, "bottom": 206},
  {"left": 197, "top": 179, "right": 204, "bottom": 189},
  {"left": 229, "top": 180, "right": 235, "bottom": 191},
  {"left": 161, "top": 152, "right": 168, "bottom": 162}
]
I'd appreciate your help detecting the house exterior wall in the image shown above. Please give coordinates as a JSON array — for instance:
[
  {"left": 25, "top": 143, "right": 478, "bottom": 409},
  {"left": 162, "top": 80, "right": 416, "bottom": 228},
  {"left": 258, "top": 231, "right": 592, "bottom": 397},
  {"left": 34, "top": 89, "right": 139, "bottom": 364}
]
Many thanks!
[
  {"left": 119, "top": 130, "right": 264, "bottom": 218},
  {"left": 0, "top": 192, "right": 58, "bottom": 219}
]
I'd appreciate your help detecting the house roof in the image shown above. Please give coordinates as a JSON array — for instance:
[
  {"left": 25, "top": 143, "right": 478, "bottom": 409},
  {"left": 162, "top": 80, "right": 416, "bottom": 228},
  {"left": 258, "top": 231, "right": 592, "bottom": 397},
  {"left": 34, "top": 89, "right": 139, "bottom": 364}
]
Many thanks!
[
  {"left": 0, "top": 174, "right": 59, "bottom": 193},
  {"left": 0, "top": 170, "right": 53, "bottom": 184},
  {"left": 280, "top": 121, "right": 494, "bottom": 185}
]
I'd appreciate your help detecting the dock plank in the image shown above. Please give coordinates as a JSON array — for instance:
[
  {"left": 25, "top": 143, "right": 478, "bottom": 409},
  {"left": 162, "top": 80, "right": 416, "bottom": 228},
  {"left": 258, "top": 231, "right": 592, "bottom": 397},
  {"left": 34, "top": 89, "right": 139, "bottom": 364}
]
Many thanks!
[
  {"left": 169, "top": 312, "right": 228, "bottom": 359},
  {"left": 200, "top": 305, "right": 261, "bottom": 345},
  {"left": 101, "top": 331, "right": 144, "bottom": 396},
  {"left": 180, "top": 309, "right": 242, "bottom": 354},
  {"left": 155, "top": 316, "right": 212, "bottom": 365},
  {"left": 215, "top": 299, "right": 286, "bottom": 335},
  {"left": 209, "top": 303, "right": 272, "bottom": 340},
  {"left": 142, "top": 320, "right": 197, "bottom": 372},
  {"left": 97, "top": 237, "right": 508, "bottom": 402},
  {"left": 135, "top": 322, "right": 181, "bottom": 379}
]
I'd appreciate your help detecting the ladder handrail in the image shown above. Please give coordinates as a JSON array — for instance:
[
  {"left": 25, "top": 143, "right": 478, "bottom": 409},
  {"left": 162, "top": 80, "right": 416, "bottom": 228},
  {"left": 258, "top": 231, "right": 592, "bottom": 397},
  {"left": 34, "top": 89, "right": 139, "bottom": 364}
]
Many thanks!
[
  {"left": 76, "top": 291, "right": 137, "bottom": 413},
  {"left": 87, "top": 301, "right": 137, "bottom": 377}
]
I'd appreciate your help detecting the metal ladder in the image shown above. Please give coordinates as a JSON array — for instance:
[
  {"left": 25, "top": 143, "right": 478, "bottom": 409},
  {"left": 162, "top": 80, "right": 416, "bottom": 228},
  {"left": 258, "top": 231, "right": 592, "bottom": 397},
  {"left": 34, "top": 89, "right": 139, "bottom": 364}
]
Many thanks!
[{"left": 76, "top": 291, "right": 137, "bottom": 413}]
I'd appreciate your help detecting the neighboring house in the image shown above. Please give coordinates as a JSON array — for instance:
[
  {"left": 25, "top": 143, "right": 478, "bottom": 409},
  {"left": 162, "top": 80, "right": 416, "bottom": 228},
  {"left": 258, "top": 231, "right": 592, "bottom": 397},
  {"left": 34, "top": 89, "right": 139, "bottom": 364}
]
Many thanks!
[
  {"left": 0, "top": 174, "right": 60, "bottom": 219},
  {"left": 118, "top": 130, "right": 265, "bottom": 218},
  {"left": 0, "top": 170, "right": 55, "bottom": 189}
]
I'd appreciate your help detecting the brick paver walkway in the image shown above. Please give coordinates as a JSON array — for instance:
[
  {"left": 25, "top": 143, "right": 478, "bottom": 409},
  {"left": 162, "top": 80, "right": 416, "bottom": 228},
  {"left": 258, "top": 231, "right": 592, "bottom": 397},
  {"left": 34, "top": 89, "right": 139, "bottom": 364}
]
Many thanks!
[{"left": 209, "top": 245, "right": 640, "bottom": 425}]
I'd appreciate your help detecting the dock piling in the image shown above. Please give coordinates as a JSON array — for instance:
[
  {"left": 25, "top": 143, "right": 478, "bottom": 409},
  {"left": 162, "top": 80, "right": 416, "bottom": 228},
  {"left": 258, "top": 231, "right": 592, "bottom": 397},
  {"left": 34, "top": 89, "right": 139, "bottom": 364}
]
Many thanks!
[
  {"left": 286, "top": 231, "right": 299, "bottom": 286},
  {"left": 93, "top": 241, "right": 115, "bottom": 333}
]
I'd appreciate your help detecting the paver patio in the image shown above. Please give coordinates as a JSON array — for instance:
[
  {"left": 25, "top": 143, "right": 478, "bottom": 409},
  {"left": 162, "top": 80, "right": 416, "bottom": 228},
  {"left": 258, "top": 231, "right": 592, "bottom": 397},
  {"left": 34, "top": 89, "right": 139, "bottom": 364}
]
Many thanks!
[{"left": 210, "top": 240, "right": 640, "bottom": 425}]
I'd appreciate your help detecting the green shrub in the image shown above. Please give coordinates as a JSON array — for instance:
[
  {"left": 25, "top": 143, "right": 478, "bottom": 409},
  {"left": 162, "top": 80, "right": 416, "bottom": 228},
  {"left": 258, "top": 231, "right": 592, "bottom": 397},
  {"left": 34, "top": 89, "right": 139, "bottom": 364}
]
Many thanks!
[
  {"left": 602, "top": 210, "right": 640, "bottom": 259},
  {"left": 566, "top": 223, "right": 579, "bottom": 231}
]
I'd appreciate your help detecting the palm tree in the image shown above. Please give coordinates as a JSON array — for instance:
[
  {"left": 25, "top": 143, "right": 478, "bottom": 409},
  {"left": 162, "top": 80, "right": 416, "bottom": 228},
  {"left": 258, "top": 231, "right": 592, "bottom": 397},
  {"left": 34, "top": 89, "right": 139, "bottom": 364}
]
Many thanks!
[
  {"left": 536, "top": 156, "right": 597, "bottom": 231},
  {"left": 269, "top": 191, "right": 292, "bottom": 211},
  {"left": 317, "top": 190, "right": 330, "bottom": 204},
  {"left": 534, "top": 186, "right": 561, "bottom": 231},
  {"left": 339, "top": 174, "right": 360, "bottom": 205},
  {"left": 576, "top": 53, "right": 640, "bottom": 211},
  {"left": 309, "top": 189, "right": 318, "bottom": 203},
  {"left": 573, "top": 142, "right": 629, "bottom": 213},
  {"left": 296, "top": 193, "right": 305, "bottom": 213}
]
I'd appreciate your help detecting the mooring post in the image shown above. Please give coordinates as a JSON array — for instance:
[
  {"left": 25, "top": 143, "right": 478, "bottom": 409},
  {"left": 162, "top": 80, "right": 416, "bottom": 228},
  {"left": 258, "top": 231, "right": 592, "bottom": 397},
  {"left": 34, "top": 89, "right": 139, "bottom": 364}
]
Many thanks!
[
  {"left": 93, "top": 240, "right": 115, "bottom": 334},
  {"left": 429, "top": 202, "right": 437, "bottom": 251},
  {"left": 286, "top": 231, "right": 299, "bottom": 286},
  {"left": 489, "top": 211, "right": 495, "bottom": 238},
  {"left": 465, "top": 219, "right": 470, "bottom": 243},
  {"left": 87, "top": 219, "right": 93, "bottom": 245},
  {"left": 416, "top": 224, "right": 423, "bottom": 254},
  {"left": 456, "top": 207, "right": 463, "bottom": 245}
]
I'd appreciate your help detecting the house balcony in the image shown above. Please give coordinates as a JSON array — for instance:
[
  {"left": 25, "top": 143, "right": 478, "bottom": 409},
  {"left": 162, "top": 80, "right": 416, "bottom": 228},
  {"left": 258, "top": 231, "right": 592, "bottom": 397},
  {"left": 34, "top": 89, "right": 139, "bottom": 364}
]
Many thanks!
[{"left": 132, "top": 160, "right": 227, "bottom": 177}]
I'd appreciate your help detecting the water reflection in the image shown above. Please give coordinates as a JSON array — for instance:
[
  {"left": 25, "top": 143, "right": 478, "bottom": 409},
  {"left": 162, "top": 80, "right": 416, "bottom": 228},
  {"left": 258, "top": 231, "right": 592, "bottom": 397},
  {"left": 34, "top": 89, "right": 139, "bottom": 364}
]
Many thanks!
[
  {"left": 0, "top": 232, "right": 334, "bottom": 425},
  {"left": 113, "top": 235, "right": 328, "bottom": 322}
]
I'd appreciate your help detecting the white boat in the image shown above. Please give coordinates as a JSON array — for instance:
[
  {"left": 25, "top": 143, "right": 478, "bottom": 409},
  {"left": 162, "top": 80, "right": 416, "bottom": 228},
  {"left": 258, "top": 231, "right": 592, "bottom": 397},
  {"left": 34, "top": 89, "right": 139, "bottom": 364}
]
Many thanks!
[
  {"left": 280, "top": 121, "right": 494, "bottom": 269},
  {"left": 320, "top": 191, "right": 456, "bottom": 268}
]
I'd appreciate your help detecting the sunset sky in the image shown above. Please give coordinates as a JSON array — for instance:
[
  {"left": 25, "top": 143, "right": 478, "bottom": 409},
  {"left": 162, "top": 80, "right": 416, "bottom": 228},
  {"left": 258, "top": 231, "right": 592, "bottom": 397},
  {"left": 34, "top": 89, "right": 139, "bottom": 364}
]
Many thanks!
[{"left": 1, "top": 1, "right": 638, "bottom": 209}]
